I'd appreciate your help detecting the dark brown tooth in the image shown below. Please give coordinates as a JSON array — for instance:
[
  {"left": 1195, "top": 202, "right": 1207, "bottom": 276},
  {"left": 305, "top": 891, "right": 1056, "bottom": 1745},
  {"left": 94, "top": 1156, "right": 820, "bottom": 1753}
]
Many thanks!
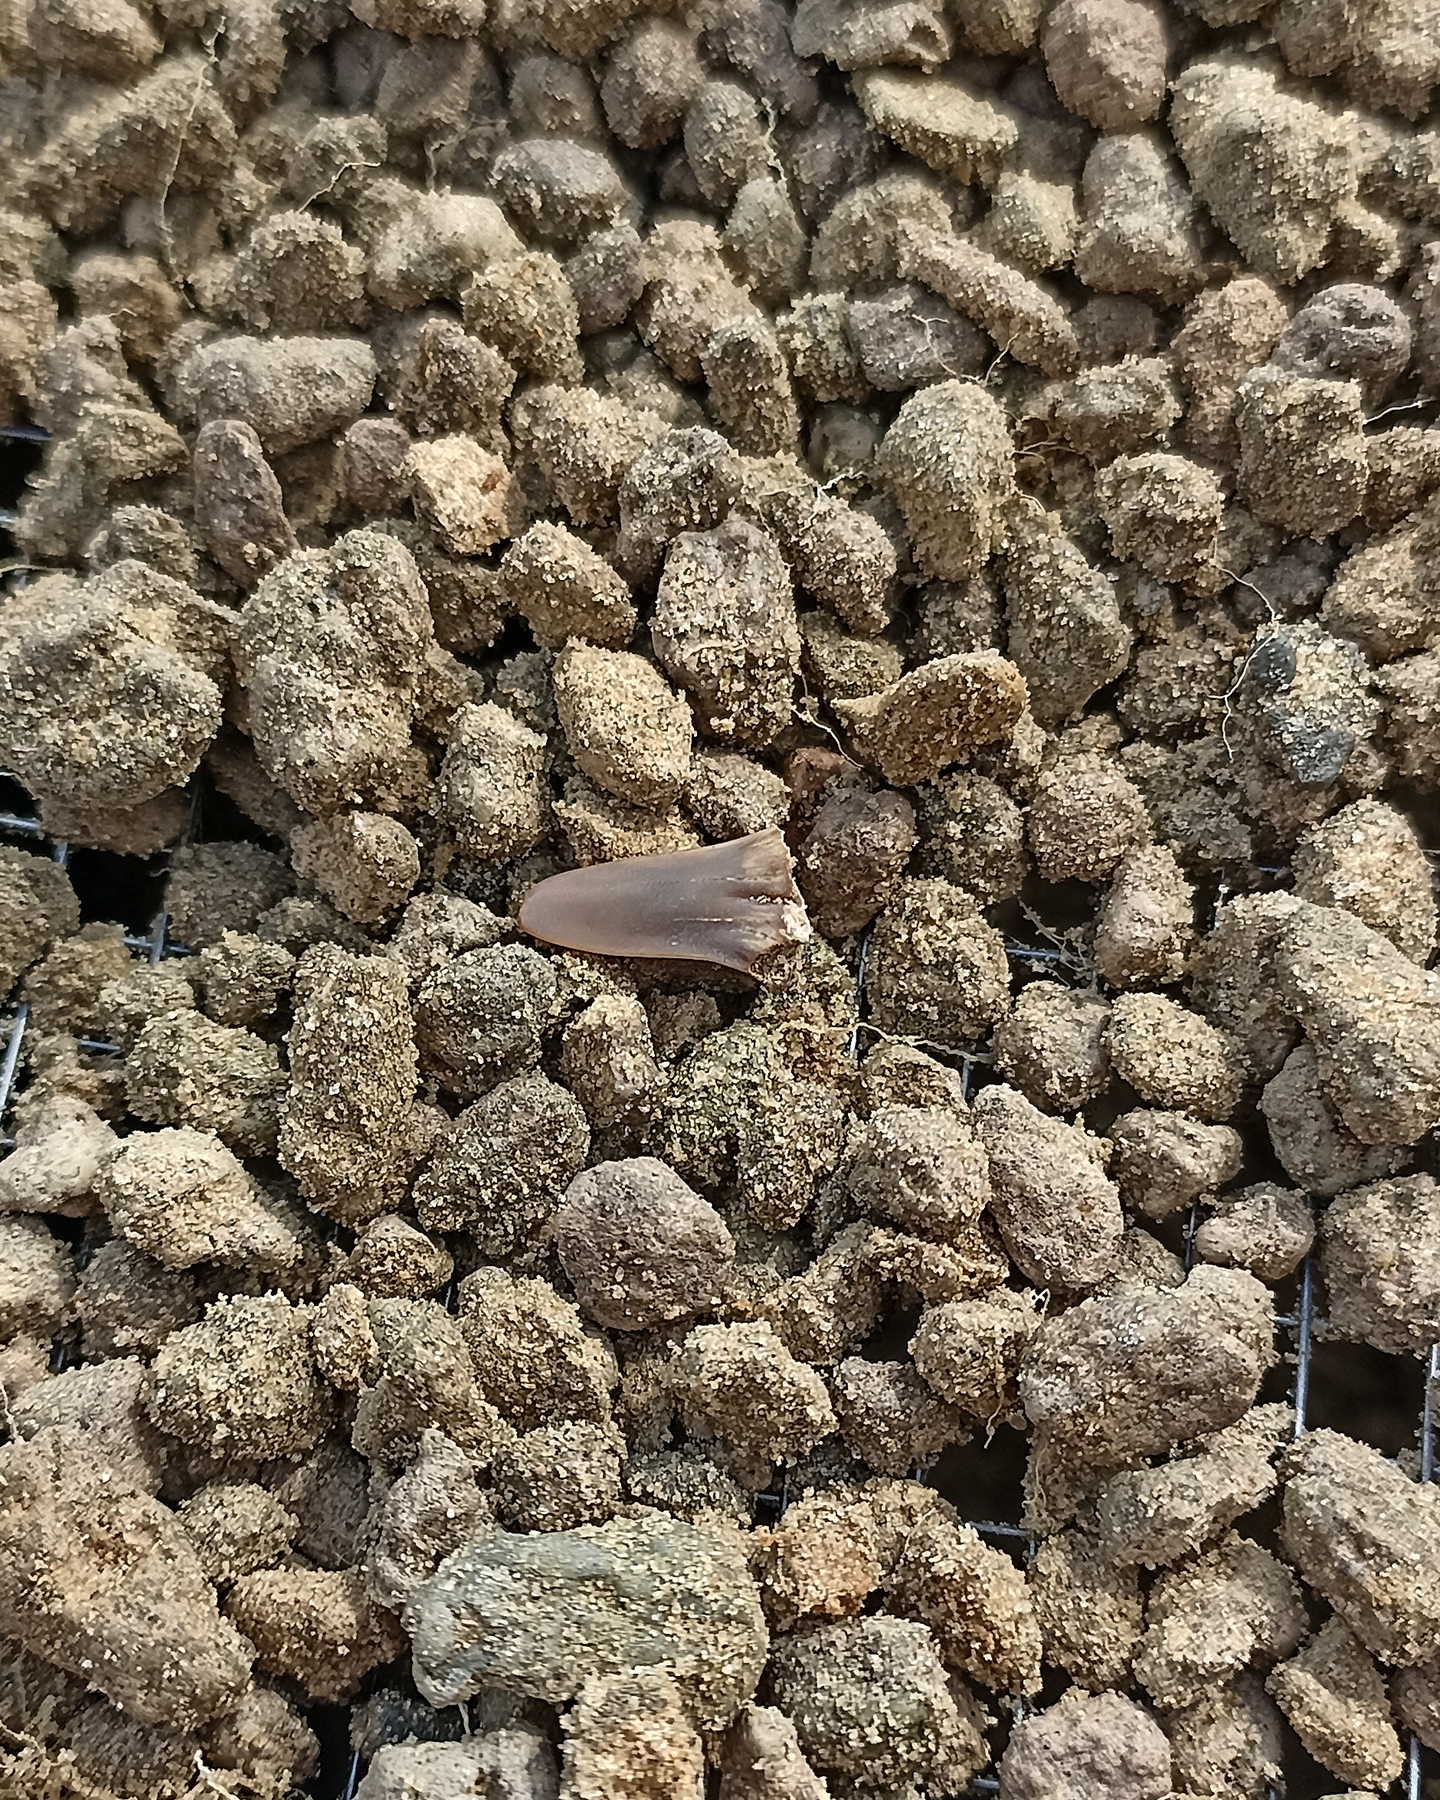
[{"left": 518, "top": 827, "right": 812, "bottom": 975}]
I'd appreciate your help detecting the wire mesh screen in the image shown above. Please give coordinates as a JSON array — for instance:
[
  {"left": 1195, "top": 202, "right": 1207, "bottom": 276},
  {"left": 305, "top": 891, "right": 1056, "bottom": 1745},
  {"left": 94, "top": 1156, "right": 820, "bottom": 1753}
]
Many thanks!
[
  {"left": 2, "top": 401, "right": 1439, "bottom": 1795},
  {"left": 0, "top": 780, "right": 1437, "bottom": 1798}
]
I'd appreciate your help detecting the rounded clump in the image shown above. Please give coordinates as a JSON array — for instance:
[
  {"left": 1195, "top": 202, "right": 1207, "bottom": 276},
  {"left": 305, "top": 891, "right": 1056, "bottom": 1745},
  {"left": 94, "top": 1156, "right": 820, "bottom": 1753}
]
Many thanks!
[
  {"left": 765, "top": 1616, "right": 984, "bottom": 1793},
  {"left": 144, "top": 1294, "right": 329, "bottom": 1460},
  {"left": 993, "top": 983, "right": 1112, "bottom": 1114},
  {"left": 1027, "top": 761, "right": 1151, "bottom": 884},
  {"left": 552, "top": 1157, "right": 735, "bottom": 1331},
  {"left": 1319, "top": 1174, "right": 1440, "bottom": 1357},
  {"left": 865, "top": 877, "right": 1011, "bottom": 1047},
  {"left": 415, "top": 944, "right": 559, "bottom": 1097},
  {"left": 844, "top": 1105, "right": 991, "bottom": 1243},
  {"left": 877, "top": 380, "right": 1015, "bottom": 583},
  {"left": 1042, "top": 0, "right": 1169, "bottom": 131},
  {"left": 552, "top": 642, "right": 693, "bottom": 809},
  {"left": 491, "top": 1423, "right": 624, "bottom": 1532},
  {"left": 96, "top": 1126, "right": 307, "bottom": 1273},
  {"left": 1109, "top": 993, "right": 1248, "bottom": 1121}
]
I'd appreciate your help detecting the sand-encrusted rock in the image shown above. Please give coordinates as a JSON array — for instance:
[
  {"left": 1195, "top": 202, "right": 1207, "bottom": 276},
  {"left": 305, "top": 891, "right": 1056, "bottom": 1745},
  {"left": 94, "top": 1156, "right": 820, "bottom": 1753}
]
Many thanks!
[
  {"left": 652, "top": 514, "right": 800, "bottom": 746},
  {"left": 765, "top": 1614, "right": 989, "bottom": 1792},
  {"left": 552, "top": 1157, "right": 735, "bottom": 1331},
  {"left": 972, "top": 1084, "right": 1122, "bottom": 1289},
  {"left": 280, "top": 947, "right": 421, "bottom": 1228},
  {"left": 1108, "top": 992, "right": 1247, "bottom": 1121},
  {"left": 0, "top": 1425, "right": 253, "bottom": 1731},
  {"left": 1272, "top": 901, "right": 1440, "bottom": 1146},
  {"left": 998, "top": 1689, "right": 1171, "bottom": 1800},
  {"left": 1020, "top": 1266, "right": 1272, "bottom": 1481},
  {"left": 1267, "top": 1616, "right": 1404, "bottom": 1791},
  {"left": 864, "top": 877, "right": 1010, "bottom": 1046},
  {"left": 405, "top": 1514, "right": 766, "bottom": 1728},
  {"left": 144, "top": 1293, "right": 328, "bottom": 1460},
  {"left": 876, "top": 379, "right": 1015, "bottom": 581},
  {"left": 834, "top": 651, "right": 1027, "bottom": 786},
  {"left": 1194, "top": 1182, "right": 1315, "bottom": 1283},
  {"left": 1281, "top": 1429, "right": 1440, "bottom": 1666},
  {"left": 1319, "top": 1174, "right": 1440, "bottom": 1357}
]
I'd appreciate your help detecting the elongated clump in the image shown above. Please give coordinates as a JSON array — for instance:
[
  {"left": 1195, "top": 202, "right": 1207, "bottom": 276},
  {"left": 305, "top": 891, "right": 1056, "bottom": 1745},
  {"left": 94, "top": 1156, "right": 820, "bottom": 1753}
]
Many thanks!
[{"left": 519, "top": 828, "right": 811, "bottom": 975}]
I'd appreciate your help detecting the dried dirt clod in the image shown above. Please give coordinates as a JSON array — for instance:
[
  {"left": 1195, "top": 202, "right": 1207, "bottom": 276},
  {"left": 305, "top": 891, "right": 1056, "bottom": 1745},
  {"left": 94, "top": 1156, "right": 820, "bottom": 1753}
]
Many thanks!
[
  {"left": 864, "top": 876, "right": 1011, "bottom": 1047},
  {"left": 414, "top": 944, "right": 560, "bottom": 1098},
  {"left": 652, "top": 513, "right": 800, "bottom": 746},
  {"left": 1042, "top": 0, "right": 1169, "bottom": 130},
  {"left": 972, "top": 1082, "right": 1123, "bottom": 1290},
  {"left": 998, "top": 1688, "right": 1171, "bottom": 1800},
  {"left": 1168, "top": 56, "right": 1359, "bottom": 286},
  {"left": 1133, "top": 1531, "right": 1308, "bottom": 1710},
  {"left": 356, "top": 1729, "right": 558, "bottom": 1800},
  {"left": 998, "top": 509, "right": 1133, "bottom": 726},
  {"left": 6, "top": 1355, "right": 165, "bottom": 1495},
  {"left": 910, "top": 1287, "right": 1038, "bottom": 1420},
  {"left": 672, "top": 1319, "right": 836, "bottom": 1487},
  {"left": 0, "top": 844, "right": 79, "bottom": 998},
  {"left": 765, "top": 1614, "right": 989, "bottom": 1793},
  {"left": 916, "top": 769, "right": 1030, "bottom": 904},
  {"left": 552, "top": 1156, "right": 735, "bottom": 1332},
  {"left": 1273, "top": 901, "right": 1440, "bottom": 1146},
  {"left": 491, "top": 1421, "right": 625, "bottom": 1533},
  {"left": 0, "top": 1091, "right": 116, "bottom": 1218},
  {"left": 1020, "top": 1265, "right": 1273, "bottom": 1478},
  {"left": 552, "top": 641, "right": 693, "bottom": 810},
  {"left": 457, "top": 1265, "right": 618, "bottom": 1433},
  {"left": 992, "top": 982, "right": 1112, "bottom": 1113},
  {"left": 1027, "top": 758, "right": 1151, "bottom": 885},
  {"left": 844, "top": 1103, "right": 991, "bottom": 1244},
  {"left": 831, "top": 1355, "right": 968, "bottom": 1477},
  {"left": 1194, "top": 1182, "right": 1315, "bottom": 1283},
  {"left": 1095, "top": 843, "right": 1195, "bottom": 991},
  {"left": 236, "top": 528, "right": 434, "bottom": 818},
  {"left": 404, "top": 434, "right": 516, "bottom": 556},
  {"left": 1028, "top": 1524, "right": 1144, "bottom": 1692},
  {"left": 500, "top": 521, "right": 636, "bottom": 651},
  {"left": 886, "top": 1509, "right": 1043, "bottom": 1694},
  {"left": 177, "top": 333, "right": 378, "bottom": 456},
  {"left": 560, "top": 1668, "right": 705, "bottom": 1800},
  {"left": 405, "top": 1514, "right": 766, "bottom": 1730},
  {"left": 191, "top": 418, "right": 298, "bottom": 588},
  {"left": 0, "top": 564, "right": 226, "bottom": 818},
  {"left": 1267, "top": 1617, "right": 1404, "bottom": 1792},
  {"left": 175, "top": 1481, "right": 299, "bottom": 1588},
  {"left": 291, "top": 810, "right": 421, "bottom": 925},
  {"left": 1095, "top": 450, "right": 1225, "bottom": 591},
  {"left": 224, "top": 1566, "right": 405, "bottom": 1705},
  {"left": 0, "top": 1425, "right": 253, "bottom": 1732},
  {"left": 876, "top": 379, "right": 1015, "bottom": 582},
  {"left": 1292, "top": 797, "right": 1437, "bottom": 965},
  {"left": 718, "top": 1703, "right": 829, "bottom": 1800},
  {"left": 834, "top": 650, "right": 1028, "bottom": 786},
  {"left": 796, "top": 777, "right": 917, "bottom": 939},
  {"left": 1108, "top": 991, "right": 1247, "bottom": 1121},
  {"left": 145, "top": 1291, "right": 328, "bottom": 1460},
  {"left": 414, "top": 1072, "right": 589, "bottom": 1255},
  {"left": 280, "top": 946, "right": 420, "bottom": 1228},
  {"left": 1164, "top": 1670, "right": 1286, "bottom": 1799},
  {"left": 97, "top": 1125, "right": 308, "bottom": 1273},
  {"left": 1318, "top": 1173, "right": 1440, "bottom": 1357},
  {"left": 1281, "top": 1429, "right": 1440, "bottom": 1667},
  {"left": 123, "top": 1008, "right": 286, "bottom": 1155}
]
